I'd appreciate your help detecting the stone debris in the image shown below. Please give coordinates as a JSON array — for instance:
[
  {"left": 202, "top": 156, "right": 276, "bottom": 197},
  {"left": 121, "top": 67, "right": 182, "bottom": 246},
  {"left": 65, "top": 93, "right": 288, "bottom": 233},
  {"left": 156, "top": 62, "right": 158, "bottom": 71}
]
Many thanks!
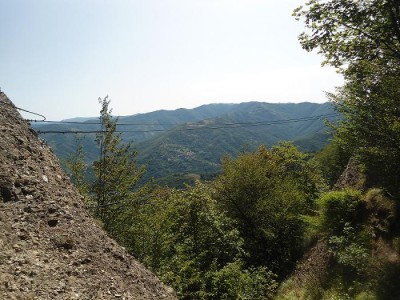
[{"left": 0, "top": 92, "right": 176, "bottom": 299}]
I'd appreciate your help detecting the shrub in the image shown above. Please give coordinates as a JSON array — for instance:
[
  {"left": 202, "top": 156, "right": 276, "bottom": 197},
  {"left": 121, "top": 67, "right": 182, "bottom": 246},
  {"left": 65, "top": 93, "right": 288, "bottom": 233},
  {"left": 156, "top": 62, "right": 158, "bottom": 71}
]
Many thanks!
[
  {"left": 317, "top": 190, "right": 364, "bottom": 235},
  {"left": 211, "top": 260, "right": 277, "bottom": 300}
]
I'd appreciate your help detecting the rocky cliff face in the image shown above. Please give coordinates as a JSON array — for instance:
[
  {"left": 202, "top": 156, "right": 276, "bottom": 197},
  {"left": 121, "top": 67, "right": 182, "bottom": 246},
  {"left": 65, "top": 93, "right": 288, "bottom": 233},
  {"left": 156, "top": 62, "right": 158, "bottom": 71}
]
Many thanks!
[{"left": 0, "top": 92, "right": 176, "bottom": 299}]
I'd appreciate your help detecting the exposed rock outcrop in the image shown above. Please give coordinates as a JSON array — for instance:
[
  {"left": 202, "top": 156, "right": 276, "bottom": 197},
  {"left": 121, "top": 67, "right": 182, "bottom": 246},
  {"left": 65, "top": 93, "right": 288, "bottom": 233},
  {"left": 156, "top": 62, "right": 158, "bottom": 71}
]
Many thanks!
[
  {"left": 333, "top": 156, "right": 366, "bottom": 190},
  {"left": 0, "top": 92, "right": 176, "bottom": 299}
]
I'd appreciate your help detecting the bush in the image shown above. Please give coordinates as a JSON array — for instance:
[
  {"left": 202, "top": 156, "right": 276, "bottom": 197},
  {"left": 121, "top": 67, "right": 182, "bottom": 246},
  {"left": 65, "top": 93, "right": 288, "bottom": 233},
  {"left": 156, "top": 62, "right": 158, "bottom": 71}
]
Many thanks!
[
  {"left": 317, "top": 190, "right": 364, "bottom": 235},
  {"left": 328, "top": 224, "right": 369, "bottom": 274},
  {"left": 211, "top": 260, "right": 277, "bottom": 300}
]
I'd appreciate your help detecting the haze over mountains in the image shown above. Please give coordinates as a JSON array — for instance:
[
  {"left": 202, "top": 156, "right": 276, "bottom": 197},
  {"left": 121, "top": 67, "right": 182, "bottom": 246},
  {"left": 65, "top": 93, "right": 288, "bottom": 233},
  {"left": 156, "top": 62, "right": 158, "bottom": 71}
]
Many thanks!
[{"left": 33, "top": 101, "right": 339, "bottom": 186}]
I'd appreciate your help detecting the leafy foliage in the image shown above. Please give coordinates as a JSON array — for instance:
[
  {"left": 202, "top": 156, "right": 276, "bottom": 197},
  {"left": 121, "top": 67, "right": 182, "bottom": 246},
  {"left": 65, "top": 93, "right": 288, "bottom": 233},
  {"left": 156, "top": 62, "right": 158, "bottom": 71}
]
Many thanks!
[
  {"left": 331, "top": 61, "right": 400, "bottom": 196},
  {"left": 129, "top": 182, "right": 278, "bottom": 299},
  {"left": 294, "top": 0, "right": 400, "bottom": 70},
  {"left": 296, "top": 0, "right": 400, "bottom": 196},
  {"left": 328, "top": 224, "right": 369, "bottom": 274},
  {"left": 288, "top": 1, "right": 400, "bottom": 298},
  {"left": 317, "top": 190, "right": 364, "bottom": 235},
  {"left": 214, "top": 142, "right": 326, "bottom": 277},
  {"left": 211, "top": 260, "right": 277, "bottom": 300}
]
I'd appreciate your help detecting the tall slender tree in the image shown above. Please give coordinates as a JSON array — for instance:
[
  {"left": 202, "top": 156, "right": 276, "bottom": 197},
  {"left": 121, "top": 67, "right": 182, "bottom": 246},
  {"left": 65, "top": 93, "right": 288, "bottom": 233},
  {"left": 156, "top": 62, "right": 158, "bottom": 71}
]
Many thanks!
[{"left": 92, "top": 96, "right": 147, "bottom": 238}]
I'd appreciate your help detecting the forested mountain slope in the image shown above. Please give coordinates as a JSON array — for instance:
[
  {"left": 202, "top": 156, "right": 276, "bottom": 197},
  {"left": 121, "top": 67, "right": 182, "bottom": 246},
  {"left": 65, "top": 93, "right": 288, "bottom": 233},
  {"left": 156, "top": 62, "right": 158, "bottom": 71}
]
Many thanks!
[
  {"left": 138, "top": 102, "right": 338, "bottom": 182},
  {"left": 34, "top": 101, "right": 338, "bottom": 185}
]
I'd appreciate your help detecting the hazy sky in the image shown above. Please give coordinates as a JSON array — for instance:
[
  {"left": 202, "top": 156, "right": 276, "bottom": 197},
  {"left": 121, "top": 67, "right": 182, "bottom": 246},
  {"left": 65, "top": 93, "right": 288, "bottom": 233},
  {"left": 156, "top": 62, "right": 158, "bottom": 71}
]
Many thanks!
[{"left": 1, "top": 0, "right": 343, "bottom": 120}]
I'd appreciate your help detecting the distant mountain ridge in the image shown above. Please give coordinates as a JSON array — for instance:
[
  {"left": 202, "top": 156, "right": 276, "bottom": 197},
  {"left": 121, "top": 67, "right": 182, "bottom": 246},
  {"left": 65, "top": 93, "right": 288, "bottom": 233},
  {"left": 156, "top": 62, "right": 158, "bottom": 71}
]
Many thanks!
[
  {"left": 33, "top": 101, "right": 339, "bottom": 186},
  {"left": 61, "top": 117, "right": 99, "bottom": 122}
]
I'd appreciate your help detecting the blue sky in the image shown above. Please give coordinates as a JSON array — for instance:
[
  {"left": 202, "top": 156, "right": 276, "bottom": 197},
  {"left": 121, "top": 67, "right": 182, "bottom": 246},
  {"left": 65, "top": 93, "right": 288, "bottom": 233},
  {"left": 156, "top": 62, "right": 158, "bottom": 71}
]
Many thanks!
[{"left": 0, "top": 0, "right": 343, "bottom": 120}]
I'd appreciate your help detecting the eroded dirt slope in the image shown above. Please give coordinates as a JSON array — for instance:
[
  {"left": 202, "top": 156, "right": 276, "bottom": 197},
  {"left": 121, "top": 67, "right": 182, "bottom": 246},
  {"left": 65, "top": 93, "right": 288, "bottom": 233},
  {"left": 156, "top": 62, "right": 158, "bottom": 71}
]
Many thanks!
[{"left": 0, "top": 92, "right": 176, "bottom": 299}]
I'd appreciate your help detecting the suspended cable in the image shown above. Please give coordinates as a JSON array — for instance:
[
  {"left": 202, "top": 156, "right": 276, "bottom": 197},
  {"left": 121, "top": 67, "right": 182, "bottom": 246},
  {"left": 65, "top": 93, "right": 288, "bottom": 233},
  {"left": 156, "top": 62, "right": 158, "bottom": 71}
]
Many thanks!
[
  {"left": 34, "top": 113, "right": 339, "bottom": 134},
  {"left": 0, "top": 100, "right": 46, "bottom": 121},
  {"left": 28, "top": 119, "right": 178, "bottom": 126},
  {"left": 29, "top": 113, "right": 338, "bottom": 127}
]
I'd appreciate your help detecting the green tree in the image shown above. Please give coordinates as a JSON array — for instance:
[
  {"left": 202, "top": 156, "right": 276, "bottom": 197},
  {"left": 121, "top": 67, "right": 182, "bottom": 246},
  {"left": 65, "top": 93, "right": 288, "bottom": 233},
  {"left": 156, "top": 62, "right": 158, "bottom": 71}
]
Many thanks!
[
  {"left": 214, "top": 143, "right": 326, "bottom": 277},
  {"left": 290, "top": 2, "right": 400, "bottom": 286},
  {"left": 296, "top": 0, "right": 400, "bottom": 197},
  {"left": 294, "top": 0, "right": 400, "bottom": 70},
  {"left": 330, "top": 62, "right": 400, "bottom": 196},
  {"left": 154, "top": 183, "right": 246, "bottom": 299},
  {"left": 92, "top": 96, "right": 147, "bottom": 240},
  {"left": 134, "top": 182, "right": 277, "bottom": 299}
]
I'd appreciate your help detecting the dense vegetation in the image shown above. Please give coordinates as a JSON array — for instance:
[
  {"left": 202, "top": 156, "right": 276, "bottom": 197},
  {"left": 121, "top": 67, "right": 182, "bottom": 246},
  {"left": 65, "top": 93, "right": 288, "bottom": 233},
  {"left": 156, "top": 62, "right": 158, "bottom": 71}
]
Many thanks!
[{"left": 62, "top": 0, "right": 400, "bottom": 298}]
